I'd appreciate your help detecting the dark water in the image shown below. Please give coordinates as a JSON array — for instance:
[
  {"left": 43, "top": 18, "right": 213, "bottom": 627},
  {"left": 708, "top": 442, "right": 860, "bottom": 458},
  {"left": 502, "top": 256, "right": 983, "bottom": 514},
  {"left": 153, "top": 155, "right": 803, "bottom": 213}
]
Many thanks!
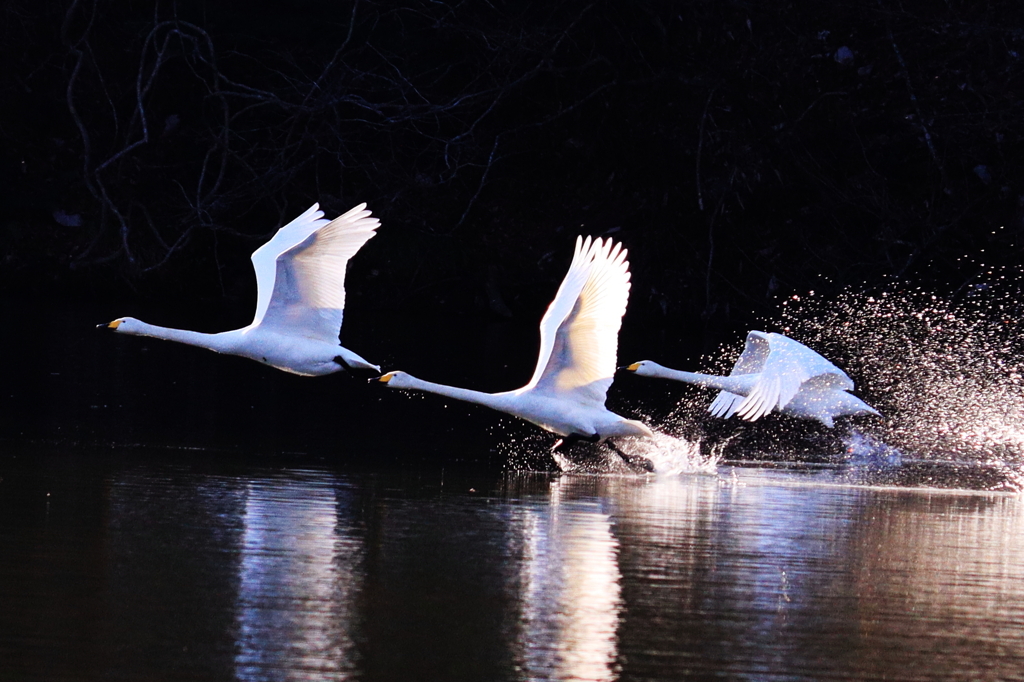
[{"left": 2, "top": 447, "right": 1023, "bottom": 681}]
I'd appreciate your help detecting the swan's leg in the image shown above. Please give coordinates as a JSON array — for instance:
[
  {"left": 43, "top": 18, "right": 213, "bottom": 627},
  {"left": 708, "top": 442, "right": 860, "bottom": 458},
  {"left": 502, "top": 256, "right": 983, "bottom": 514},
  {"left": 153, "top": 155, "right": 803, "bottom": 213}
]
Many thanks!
[
  {"left": 606, "top": 440, "right": 655, "bottom": 473},
  {"left": 552, "top": 432, "right": 600, "bottom": 452}
]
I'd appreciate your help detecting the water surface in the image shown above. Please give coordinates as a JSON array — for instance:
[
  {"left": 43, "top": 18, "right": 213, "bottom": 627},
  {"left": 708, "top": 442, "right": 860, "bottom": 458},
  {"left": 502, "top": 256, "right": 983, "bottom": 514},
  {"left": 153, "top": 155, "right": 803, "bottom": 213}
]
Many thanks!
[{"left": 2, "top": 447, "right": 1022, "bottom": 681}]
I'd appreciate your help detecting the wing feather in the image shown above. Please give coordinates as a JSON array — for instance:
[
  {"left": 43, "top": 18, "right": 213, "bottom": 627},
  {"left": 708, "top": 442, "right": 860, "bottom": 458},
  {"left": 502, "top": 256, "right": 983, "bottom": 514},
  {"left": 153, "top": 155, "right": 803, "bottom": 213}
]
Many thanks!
[
  {"left": 251, "top": 203, "right": 327, "bottom": 327},
  {"left": 729, "top": 331, "right": 771, "bottom": 375},
  {"left": 257, "top": 203, "right": 379, "bottom": 341},
  {"left": 708, "top": 391, "right": 744, "bottom": 418},
  {"left": 702, "top": 331, "right": 771, "bottom": 419},
  {"left": 734, "top": 332, "right": 853, "bottom": 421},
  {"left": 524, "top": 236, "right": 630, "bottom": 406}
]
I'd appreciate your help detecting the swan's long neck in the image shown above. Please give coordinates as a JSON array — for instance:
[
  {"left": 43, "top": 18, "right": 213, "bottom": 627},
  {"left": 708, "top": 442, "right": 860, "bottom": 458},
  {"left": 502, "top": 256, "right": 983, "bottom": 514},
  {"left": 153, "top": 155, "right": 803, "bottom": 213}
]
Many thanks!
[
  {"left": 647, "top": 365, "right": 758, "bottom": 395},
  {"left": 121, "top": 320, "right": 240, "bottom": 355},
  {"left": 401, "top": 376, "right": 512, "bottom": 411}
]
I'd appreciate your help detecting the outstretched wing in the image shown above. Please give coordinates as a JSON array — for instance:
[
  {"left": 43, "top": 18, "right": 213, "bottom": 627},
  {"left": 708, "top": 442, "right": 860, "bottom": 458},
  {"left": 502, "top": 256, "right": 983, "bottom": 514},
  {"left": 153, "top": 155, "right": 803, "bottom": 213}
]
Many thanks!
[
  {"left": 708, "top": 391, "right": 745, "bottom": 419},
  {"left": 253, "top": 203, "right": 379, "bottom": 341},
  {"left": 730, "top": 330, "right": 772, "bottom": 375},
  {"left": 524, "top": 236, "right": 630, "bottom": 406},
  {"left": 734, "top": 332, "right": 853, "bottom": 421},
  {"left": 706, "top": 331, "right": 770, "bottom": 419},
  {"left": 251, "top": 203, "right": 327, "bottom": 326}
]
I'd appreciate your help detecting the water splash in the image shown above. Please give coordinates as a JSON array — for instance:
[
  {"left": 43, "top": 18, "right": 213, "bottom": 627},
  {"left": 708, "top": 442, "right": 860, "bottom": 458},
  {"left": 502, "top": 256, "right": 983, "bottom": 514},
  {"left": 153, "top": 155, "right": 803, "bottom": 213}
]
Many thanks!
[
  {"left": 623, "top": 271, "right": 1024, "bottom": 490},
  {"left": 761, "top": 273, "right": 1024, "bottom": 491},
  {"left": 617, "top": 432, "right": 720, "bottom": 476},
  {"left": 496, "top": 424, "right": 716, "bottom": 476},
  {"left": 496, "top": 427, "right": 560, "bottom": 472},
  {"left": 776, "top": 278, "right": 1024, "bottom": 466},
  {"left": 842, "top": 431, "right": 904, "bottom": 467}
]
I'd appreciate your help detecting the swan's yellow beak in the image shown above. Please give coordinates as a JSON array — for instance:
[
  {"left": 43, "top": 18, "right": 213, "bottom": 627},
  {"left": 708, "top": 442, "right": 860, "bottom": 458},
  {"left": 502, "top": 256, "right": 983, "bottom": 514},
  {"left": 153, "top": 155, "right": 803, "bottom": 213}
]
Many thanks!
[
  {"left": 374, "top": 372, "right": 395, "bottom": 384},
  {"left": 624, "top": 362, "right": 641, "bottom": 372},
  {"left": 98, "top": 319, "right": 122, "bottom": 330}
]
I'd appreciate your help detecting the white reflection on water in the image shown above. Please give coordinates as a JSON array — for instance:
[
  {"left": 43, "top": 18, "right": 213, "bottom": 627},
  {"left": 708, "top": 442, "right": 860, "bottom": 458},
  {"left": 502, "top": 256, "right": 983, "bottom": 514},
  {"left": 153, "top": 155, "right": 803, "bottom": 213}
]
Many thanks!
[
  {"left": 511, "top": 477, "right": 623, "bottom": 681},
  {"left": 847, "top": 487, "right": 1024, "bottom": 675},
  {"left": 605, "top": 468, "right": 1024, "bottom": 680},
  {"left": 10, "top": 452, "right": 1024, "bottom": 681},
  {"left": 234, "top": 473, "right": 362, "bottom": 681}
]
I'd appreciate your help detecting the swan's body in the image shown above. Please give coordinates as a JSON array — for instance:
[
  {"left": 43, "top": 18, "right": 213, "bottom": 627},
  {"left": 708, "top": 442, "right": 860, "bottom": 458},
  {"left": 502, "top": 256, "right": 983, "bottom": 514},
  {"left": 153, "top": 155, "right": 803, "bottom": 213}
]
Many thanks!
[
  {"left": 377, "top": 236, "right": 653, "bottom": 443},
  {"left": 102, "top": 203, "right": 380, "bottom": 376},
  {"left": 625, "top": 331, "right": 879, "bottom": 428}
]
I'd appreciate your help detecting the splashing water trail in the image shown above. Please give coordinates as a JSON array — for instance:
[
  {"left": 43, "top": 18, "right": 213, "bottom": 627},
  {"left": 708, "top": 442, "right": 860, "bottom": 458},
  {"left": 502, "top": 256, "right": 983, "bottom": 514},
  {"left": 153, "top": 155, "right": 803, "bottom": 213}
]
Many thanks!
[
  {"left": 775, "top": 276, "right": 1024, "bottom": 488},
  {"left": 842, "top": 430, "right": 904, "bottom": 467},
  {"left": 496, "top": 421, "right": 717, "bottom": 476},
  {"left": 620, "top": 431, "right": 720, "bottom": 476},
  {"left": 545, "top": 432, "right": 716, "bottom": 476},
  {"left": 496, "top": 427, "right": 556, "bottom": 473}
]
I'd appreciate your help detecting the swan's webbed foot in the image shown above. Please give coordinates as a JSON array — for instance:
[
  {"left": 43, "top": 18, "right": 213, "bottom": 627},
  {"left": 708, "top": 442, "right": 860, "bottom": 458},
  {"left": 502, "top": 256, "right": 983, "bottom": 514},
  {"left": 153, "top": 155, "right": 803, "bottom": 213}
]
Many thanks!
[{"left": 605, "top": 440, "right": 655, "bottom": 473}]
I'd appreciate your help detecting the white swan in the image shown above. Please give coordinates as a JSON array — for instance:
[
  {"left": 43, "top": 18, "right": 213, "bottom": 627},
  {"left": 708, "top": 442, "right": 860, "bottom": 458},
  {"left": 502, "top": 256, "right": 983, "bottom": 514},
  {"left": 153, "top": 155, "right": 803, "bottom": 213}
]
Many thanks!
[
  {"left": 101, "top": 203, "right": 380, "bottom": 376},
  {"left": 375, "top": 236, "right": 653, "bottom": 448},
  {"left": 624, "top": 331, "right": 879, "bottom": 428}
]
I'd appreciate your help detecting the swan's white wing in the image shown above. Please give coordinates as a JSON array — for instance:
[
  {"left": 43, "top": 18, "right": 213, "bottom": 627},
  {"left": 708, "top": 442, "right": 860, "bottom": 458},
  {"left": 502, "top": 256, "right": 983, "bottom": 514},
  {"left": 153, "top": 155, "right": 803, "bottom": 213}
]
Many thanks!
[
  {"left": 735, "top": 332, "right": 852, "bottom": 421},
  {"left": 250, "top": 203, "right": 328, "bottom": 327},
  {"left": 524, "top": 236, "right": 630, "bottom": 406},
  {"left": 708, "top": 391, "right": 744, "bottom": 419},
  {"left": 257, "top": 203, "right": 379, "bottom": 341},
  {"left": 700, "top": 332, "right": 770, "bottom": 419},
  {"left": 729, "top": 331, "right": 772, "bottom": 375}
]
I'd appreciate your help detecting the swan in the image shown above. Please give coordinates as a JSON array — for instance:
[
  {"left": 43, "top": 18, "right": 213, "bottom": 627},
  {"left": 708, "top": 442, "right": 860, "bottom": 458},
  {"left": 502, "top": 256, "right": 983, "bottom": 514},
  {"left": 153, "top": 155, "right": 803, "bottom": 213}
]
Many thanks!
[
  {"left": 100, "top": 203, "right": 380, "bottom": 376},
  {"left": 624, "top": 331, "right": 879, "bottom": 428},
  {"left": 375, "top": 235, "right": 653, "bottom": 453}
]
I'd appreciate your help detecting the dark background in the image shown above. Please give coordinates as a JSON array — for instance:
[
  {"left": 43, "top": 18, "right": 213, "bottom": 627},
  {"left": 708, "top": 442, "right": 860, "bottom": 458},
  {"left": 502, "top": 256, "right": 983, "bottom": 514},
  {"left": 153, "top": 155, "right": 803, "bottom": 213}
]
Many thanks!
[{"left": 2, "top": 0, "right": 1023, "bottom": 458}]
